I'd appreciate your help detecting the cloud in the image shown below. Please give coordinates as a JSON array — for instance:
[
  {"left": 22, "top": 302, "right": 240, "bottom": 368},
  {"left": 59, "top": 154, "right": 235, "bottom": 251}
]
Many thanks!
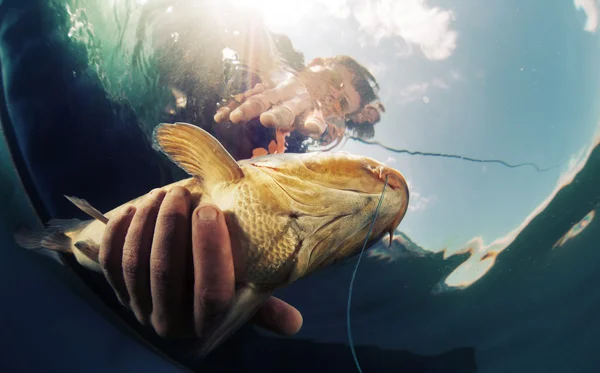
[
  {"left": 398, "top": 82, "right": 429, "bottom": 104},
  {"left": 352, "top": 0, "right": 458, "bottom": 60},
  {"left": 574, "top": 0, "right": 599, "bottom": 32},
  {"left": 397, "top": 75, "right": 451, "bottom": 104},
  {"left": 432, "top": 78, "right": 449, "bottom": 89},
  {"left": 404, "top": 179, "right": 435, "bottom": 212},
  {"left": 235, "top": 0, "right": 458, "bottom": 59},
  {"left": 322, "top": 0, "right": 352, "bottom": 18},
  {"left": 408, "top": 189, "right": 435, "bottom": 212},
  {"left": 366, "top": 61, "right": 388, "bottom": 77}
]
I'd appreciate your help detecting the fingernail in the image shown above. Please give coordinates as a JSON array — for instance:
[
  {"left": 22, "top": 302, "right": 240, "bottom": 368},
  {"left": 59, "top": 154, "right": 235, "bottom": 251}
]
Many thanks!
[
  {"left": 259, "top": 112, "right": 276, "bottom": 127},
  {"left": 169, "top": 186, "right": 188, "bottom": 196},
  {"left": 230, "top": 109, "right": 243, "bottom": 123},
  {"left": 197, "top": 206, "right": 217, "bottom": 221}
]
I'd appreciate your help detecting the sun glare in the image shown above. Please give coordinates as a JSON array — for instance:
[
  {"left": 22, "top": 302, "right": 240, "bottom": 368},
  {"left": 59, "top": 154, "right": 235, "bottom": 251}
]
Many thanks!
[{"left": 229, "top": 0, "right": 316, "bottom": 31}]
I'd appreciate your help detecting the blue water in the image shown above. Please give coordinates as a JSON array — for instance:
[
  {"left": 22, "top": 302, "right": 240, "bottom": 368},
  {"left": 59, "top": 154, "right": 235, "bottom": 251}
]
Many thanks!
[{"left": 1, "top": 0, "right": 599, "bottom": 372}]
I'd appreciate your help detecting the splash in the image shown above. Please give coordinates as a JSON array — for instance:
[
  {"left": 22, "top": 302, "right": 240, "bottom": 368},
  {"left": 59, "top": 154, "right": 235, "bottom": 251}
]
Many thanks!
[{"left": 347, "top": 175, "right": 388, "bottom": 373}]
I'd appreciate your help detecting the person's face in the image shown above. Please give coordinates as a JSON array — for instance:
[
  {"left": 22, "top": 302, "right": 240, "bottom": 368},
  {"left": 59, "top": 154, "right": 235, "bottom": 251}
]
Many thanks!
[
  {"left": 364, "top": 106, "right": 380, "bottom": 124},
  {"left": 336, "top": 65, "right": 362, "bottom": 116},
  {"left": 305, "top": 60, "right": 362, "bottom": 119}
]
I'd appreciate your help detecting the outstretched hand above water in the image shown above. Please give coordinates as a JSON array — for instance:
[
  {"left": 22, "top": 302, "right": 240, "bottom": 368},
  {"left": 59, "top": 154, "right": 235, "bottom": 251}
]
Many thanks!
[
  {"left": 213, "top": 77, "right": 331, "bottom": 139},
  {"left": 98, "top": 186, "right": 303, "bottom": 339},
  {"left": 213, "top": 57, "right": 363, "bottom": 142}
]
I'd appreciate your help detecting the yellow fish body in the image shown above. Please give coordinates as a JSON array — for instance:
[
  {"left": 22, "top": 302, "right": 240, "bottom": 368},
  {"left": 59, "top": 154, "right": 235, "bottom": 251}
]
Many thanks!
[{"left": 15, "top": 122, "right": 409, "bottom": 356}]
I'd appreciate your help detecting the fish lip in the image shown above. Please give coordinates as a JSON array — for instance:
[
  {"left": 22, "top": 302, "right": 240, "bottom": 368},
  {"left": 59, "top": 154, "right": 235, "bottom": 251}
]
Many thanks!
[
  {"left": 374, "top": 165, "right": 409, "bottom": 193},
  {"left": 379, "top": 166, "right": 409, "bottom": 246},
  {"left": 371, "top": 164, "right": 410, "bottom": 234}
]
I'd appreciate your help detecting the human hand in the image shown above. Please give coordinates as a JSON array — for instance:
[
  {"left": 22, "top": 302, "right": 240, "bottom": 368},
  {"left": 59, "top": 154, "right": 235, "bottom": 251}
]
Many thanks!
[
  {"left": 99, "top": 186, "right": 303, "bottom": 339},
  {"left": 214, "top": 67, "right": 350, "bottom": 140}
]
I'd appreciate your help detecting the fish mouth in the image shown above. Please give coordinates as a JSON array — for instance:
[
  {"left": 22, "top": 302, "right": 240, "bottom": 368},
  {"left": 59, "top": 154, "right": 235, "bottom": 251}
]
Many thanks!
[
  {"left": 328, "top": 160, "right": 409, "bottom": 248},
  {"left": 302, "top": 157, "right": 410, "bottom": 244},
  {"left": 370, "top": 163, "right": 409, "bottom": 192},
  {"left": 365, "top": 163, "right": 410, "bottom": 246},
  {"left": 248, "top": 151, "right": 409, "bottom": 247},
  {"left": 264, "top": 155, "right": 410, "bottom": 283}
]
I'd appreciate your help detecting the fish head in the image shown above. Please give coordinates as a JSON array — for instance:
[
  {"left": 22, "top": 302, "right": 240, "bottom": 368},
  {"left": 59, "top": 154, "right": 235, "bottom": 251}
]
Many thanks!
[{"left": 242, "top": 151, "right": 409, "bottom": 284}]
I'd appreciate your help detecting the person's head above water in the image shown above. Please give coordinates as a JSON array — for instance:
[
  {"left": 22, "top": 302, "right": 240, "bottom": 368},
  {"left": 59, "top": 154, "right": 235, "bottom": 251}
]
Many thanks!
[{"left": 303, "top": 55, "right": 380, "bottom": 120}]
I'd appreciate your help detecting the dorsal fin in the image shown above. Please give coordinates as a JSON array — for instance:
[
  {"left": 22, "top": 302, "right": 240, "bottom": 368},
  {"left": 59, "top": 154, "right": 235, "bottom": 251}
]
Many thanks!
[{"left": 153, "top": 122, "right": 244, "bottom": 187}]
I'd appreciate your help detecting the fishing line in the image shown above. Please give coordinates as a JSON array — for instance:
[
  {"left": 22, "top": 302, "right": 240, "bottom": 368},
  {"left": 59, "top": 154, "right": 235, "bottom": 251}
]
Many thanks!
[
  {"left": 349, "top": 136, "right": 555, "bottom": 172},
  {"left": 347, "top": 174, "right": 389, "bottom": 373}
]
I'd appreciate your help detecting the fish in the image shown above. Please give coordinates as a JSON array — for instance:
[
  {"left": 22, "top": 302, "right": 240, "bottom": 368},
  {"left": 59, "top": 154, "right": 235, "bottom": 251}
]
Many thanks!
[{"left": 14, "top": 122, "right": 409, "bottom": 357}]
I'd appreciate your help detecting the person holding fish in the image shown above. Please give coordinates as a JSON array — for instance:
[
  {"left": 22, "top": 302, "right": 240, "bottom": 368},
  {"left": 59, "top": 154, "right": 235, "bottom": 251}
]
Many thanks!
[
  {"left": 109, "top": 15, "right": 389, "bottom": 349},
  {"left": 89, "top": 59, "right": 389, "bottom": 355},
  {"left": 1, "top": 0, "right": 401, "bottom": 370}
]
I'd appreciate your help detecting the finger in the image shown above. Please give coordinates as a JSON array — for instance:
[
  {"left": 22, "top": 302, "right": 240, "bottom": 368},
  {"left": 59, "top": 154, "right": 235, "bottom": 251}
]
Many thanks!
[
  {"left": 191, "top": 204, "right": 235, "bottom": 337},
  {"left": 214, "top": 84, "right": 267, "bottom": 123},
  {"left": 299, "top": 106, "right": 328, "bottom": 138},
  {"left": 214, "top": 106, "right": 233, "bottom": 124},
  {"left": 229, "top": 78, "right": 303, "bottom": 124},
  {"left": 251, "top": 296, "right": 303, "bottom": 336},
  {"left": 122, "top": 188, "right": 167, "bottom": 325},
  {"left": 149, "top": 186, "right": 192, "bottom": 337},
  {"left": 214, "top": 95, "right": 245, "bottom": 123},
  {"left": 229, "top": 95, "right": 273, "bottom": 124},
  {"left": 99, "top": 205, "right": 136, "bottom": 306},
  {"left": 259, "top": 92, "right": 313, "bottom": 130}
]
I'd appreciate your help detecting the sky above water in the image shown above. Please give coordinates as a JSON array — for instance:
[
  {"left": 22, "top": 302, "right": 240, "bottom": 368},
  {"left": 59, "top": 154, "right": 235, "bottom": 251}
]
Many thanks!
[{"left": 228, "top": 0, "right": 600, "bottom": 255}]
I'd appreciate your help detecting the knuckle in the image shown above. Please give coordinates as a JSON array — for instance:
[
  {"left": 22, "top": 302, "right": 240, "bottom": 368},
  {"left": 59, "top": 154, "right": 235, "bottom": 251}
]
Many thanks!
[
  {"left": 200, "top": 286, "right": 234, "bottom": 312},
  {"left": 203, "top": 243, "right": 225, "bottom": 255},
  {"left": 142, "top": 189, "right": 166, "bottom": 207},
  {"left": 167, "top": 186, "right": 190, "bottom": 199},
  {"left": 160, "top": 207, "right": 186, "bottom": 225},
  {"left": 247, "top": 98, "right": 265, "bottom": 111},
  {"left": 122, "top": 256, "right": 143, "bottom": 278},
  {"left": 150, "top": 259, "right": 170, "bottom": 284}
]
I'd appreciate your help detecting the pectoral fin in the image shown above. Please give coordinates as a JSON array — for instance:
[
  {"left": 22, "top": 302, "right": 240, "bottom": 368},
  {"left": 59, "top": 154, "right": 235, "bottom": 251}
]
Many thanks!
[
  {"left": 153, "top": 122, "right": 244, "bottom": 188},
  {"left": 74, "top": 239, "right": 100, "bottom": 263},
  {"left": 195, "top": 284, "right": 273, "bottom": 357}
]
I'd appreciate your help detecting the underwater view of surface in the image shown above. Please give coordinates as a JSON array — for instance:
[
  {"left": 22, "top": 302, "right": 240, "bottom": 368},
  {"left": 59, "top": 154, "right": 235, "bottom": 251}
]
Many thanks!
[{"left": 1, "top": 0, "right": 599, "bottom": 372}]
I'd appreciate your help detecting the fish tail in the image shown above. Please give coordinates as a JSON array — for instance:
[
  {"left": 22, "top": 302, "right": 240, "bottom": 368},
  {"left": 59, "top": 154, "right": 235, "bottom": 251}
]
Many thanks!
[
  {"left": 14, "top": 226, "right": 72, "bottom": 253},
  {"left": 14, "top": 218, "right": 85, "bottom": 253}
]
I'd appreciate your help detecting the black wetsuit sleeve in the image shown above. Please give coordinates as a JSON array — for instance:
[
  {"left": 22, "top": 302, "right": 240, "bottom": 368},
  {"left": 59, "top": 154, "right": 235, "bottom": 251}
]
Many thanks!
[{"left": 0, "top": 0, "right": 165, "bottom": 219}]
